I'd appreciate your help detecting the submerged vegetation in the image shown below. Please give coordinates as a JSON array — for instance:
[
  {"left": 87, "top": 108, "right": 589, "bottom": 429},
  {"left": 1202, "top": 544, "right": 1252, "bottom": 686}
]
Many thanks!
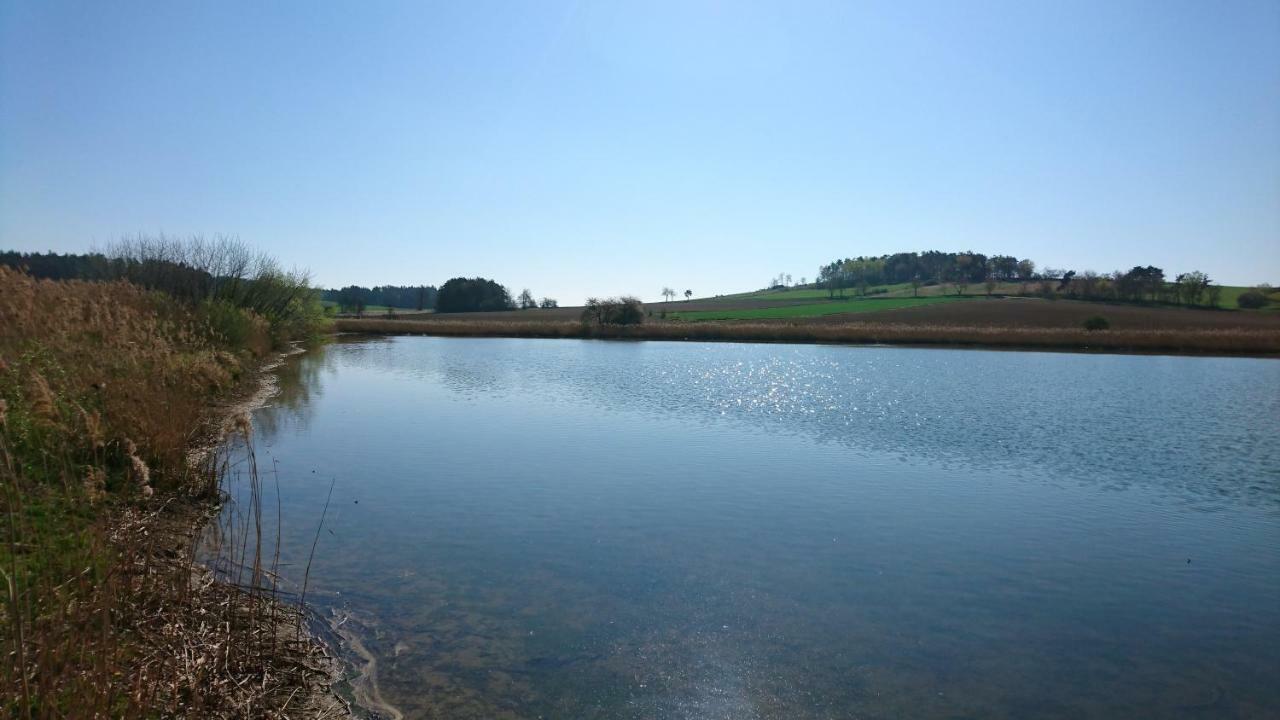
[{"left": 0, "top": 252, "right": 340, "bottom": 716}]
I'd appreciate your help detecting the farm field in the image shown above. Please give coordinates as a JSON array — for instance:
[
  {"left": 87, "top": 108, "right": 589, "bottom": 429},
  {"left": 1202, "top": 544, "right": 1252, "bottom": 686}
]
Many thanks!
[
  {"left": 380, "top": 288, "right": 1278, "bottom": 332},
  {"left": 322, "top": 299, "right": 435, "bottom": 316},
  {"left": 670, "top": 295, "right": 967, "bottom": 320},
  {"left": 722, "top": 282, "right": 1279, "bottom": 306},
  {"left": 338, "top": 294, "right": 1280, "bottom": 356},
  {"left": 818, "top": 296, "right": 1280, "bottom": 330}
]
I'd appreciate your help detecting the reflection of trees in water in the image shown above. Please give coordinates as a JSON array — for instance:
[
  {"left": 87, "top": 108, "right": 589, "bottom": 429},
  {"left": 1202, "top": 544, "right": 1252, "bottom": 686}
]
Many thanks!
[
  {"left": 252, "top": 341, "right": 335, "bottom": 441},
  {"left": 254, "top": 335, "right": 401, "bottom": 441}
]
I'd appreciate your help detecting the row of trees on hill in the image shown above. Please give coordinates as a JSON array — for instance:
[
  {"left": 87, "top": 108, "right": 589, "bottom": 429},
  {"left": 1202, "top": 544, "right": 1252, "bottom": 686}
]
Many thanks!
[
  {"left": 817, "top": 251, "right": 1037, "bottom": 298},
  {"left": 1048, "top": 267, "right": 1259, "bottom": 308},
  {"left": 813, "top": 251, "right": 1255, "bottom": 308}
]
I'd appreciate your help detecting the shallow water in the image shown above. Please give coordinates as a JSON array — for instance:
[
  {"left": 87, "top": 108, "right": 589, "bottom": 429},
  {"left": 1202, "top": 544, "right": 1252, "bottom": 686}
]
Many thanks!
[{"left": 227, "top": 336, "right": 1280, "bottom": 719}]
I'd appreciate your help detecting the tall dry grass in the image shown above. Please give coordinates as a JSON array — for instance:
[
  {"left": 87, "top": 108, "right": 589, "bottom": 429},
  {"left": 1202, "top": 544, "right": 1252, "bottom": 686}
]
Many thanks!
[
  {"left": 335, "top": 317, "right": 1280, "bottom": 355},
  {"left": 0, "top": 267, "right": 340, "bottom": 717}
]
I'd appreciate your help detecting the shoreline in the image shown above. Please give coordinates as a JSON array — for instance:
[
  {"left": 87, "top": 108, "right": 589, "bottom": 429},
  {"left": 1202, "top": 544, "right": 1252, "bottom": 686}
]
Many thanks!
[
  {"left": 334, "top": 318, "right": 1280, "bottom": 358},
  {"left": 174, "top": 344, "right": 356, "bottom": 717}
]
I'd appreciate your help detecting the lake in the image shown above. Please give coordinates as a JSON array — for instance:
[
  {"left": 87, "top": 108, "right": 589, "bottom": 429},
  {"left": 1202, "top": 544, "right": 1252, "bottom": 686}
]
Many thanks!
[{"left": 224, "top": 336, "right": 1280, "bottom": 719}]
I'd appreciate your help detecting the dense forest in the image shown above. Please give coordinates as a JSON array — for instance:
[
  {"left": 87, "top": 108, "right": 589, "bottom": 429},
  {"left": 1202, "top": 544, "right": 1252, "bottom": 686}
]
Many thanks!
[
  {"left": 322, "top": 285, "right": 437, "bottom": 312},
  {"left": 0, "top": 250, "right": 124, "bottom": 281}
]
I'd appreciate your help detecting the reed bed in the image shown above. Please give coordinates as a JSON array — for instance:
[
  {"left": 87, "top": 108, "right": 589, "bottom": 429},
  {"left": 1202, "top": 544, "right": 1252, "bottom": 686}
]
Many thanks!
[
  {"left": 1, "top": 267, "right": 344, "bottom": 717},
  {"left": 336, "top": 317, "right": 1280, "bottom": 356}
]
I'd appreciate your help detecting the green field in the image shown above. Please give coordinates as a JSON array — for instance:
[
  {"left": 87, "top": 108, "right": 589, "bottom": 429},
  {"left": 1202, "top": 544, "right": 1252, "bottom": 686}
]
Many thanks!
[
  {"left": 672, "top": 295, "right": 969, "bottom": 321},
  {"left": 716, "top": 283, "right": 1276, "bottom": 310},
  {"left": 1216, "top": 285, "right": 1280, "bottom": 310},
  {"left": 321, "top": 300, "right": 416, "bottom": 314},
  {"left": 720, "top": 283, "right": 916, "bottom": 302}
]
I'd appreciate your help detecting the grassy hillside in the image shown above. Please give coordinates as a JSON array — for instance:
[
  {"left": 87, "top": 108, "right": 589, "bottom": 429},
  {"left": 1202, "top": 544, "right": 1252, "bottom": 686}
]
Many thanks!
[
  {"left": 726, "top": 282, "right": 1276, "bottom": 306},
  {"left": 671, "top": 295, "right": 967, "bottom": 321}
]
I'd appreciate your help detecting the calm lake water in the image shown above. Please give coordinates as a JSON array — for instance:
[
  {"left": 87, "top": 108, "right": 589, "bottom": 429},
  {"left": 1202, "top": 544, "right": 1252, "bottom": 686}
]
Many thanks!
[{"left": 227, "top": 336, "right": 1279, "bottom": 719}]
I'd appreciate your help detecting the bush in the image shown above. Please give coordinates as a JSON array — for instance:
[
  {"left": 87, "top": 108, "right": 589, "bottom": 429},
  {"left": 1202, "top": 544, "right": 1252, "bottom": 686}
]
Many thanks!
[
  {"left": 582, "top": 296, "right": 645, "bottom": 325},
  {"left": 199, "top": 299, "right": 273, "bottom": 356},
  {"left": 105, "top": 235, "right": 323, "bottom": 345},
  {"left": 1083, "top": 315, "right": 1110, "bottom": 331},
  {"left": 1237, "top": 290, "right": 1270, "bottom": 309}
]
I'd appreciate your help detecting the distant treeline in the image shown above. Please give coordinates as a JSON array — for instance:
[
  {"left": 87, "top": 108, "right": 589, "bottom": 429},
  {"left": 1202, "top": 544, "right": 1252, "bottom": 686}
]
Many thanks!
[
  {"left": 1, "top": 250, "right": 124, "bottom": 281},
  {"left": 322, "top": 285, "right": 438, "bottom": 311},
  {"left": 818, "top": 251, "right": 1038, "bottom": 293},
  {"left": 815, "top": 250, "right": 1234, "bottom": 307},
  {"left": 436, "top": 277, "right": 514, "bottom": 313}
]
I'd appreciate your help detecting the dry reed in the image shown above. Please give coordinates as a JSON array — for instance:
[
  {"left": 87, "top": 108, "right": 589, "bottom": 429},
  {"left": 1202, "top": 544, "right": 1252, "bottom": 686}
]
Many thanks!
[
  {"left": 335, "top": 317, "right": 1280, "bottom": 356},
  {"left": 0, "top": 267, "right": 346, "bottom": 717}
]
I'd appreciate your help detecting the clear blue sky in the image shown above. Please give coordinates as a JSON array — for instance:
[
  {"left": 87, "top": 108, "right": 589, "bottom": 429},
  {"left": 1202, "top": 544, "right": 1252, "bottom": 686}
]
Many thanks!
[{"left": 2, "top": 1, "right": 1277, "bottom": 301}]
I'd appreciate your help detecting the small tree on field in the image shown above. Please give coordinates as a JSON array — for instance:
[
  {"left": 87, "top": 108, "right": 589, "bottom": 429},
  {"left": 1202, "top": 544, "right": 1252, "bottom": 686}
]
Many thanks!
[
  {"left": 1205, "top": 285, "right": 1222, "bottom": 308},
  {"left": 1017, "top": 259, "right": 1036, "bottom": 282},
  {"left": 661, "top": 287, "right": 675, "bottom": 303},
  {"left": 518, "top": 288, "right": 537, "bottom": 309},
  {"left": 910, "top": 275, "right": 922, "bottom": 297},
  {"left": 1174, "top": 271, "right": 1209, "bottom": 306},
  {"left": 684, "top": 289, "right": 692, "bottom": 301},
  {"left": 985, "top": 275, "right": 997, "bottom": 296},
  {"left": 539, "top": 297, "right": 558, "bottom": 309}
]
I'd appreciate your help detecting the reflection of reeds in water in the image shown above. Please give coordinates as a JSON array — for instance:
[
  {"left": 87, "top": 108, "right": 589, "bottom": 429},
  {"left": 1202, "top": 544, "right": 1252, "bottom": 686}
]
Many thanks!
[{"left": 336, "top": 317, "right": 1280, "bottom": 355}]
